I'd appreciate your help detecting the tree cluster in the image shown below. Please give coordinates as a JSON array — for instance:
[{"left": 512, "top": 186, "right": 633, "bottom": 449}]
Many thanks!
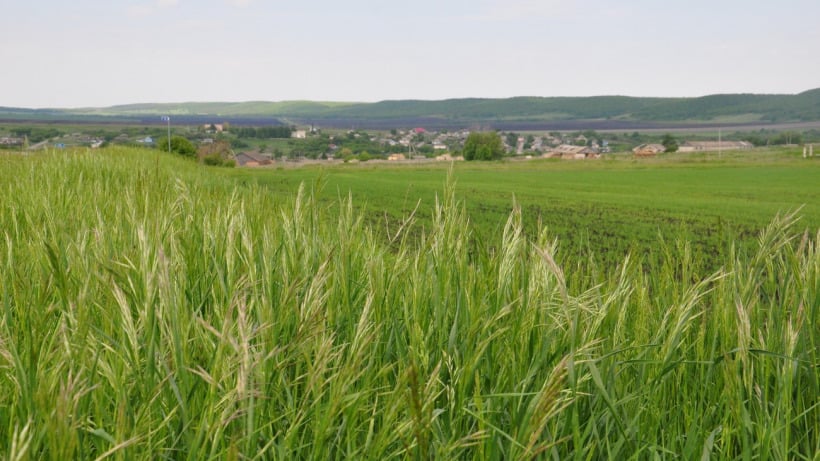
[
  {"left": 12, "top": 127, "right": 62, "bottom": 143},
  {"left": 742, "top": 131, "right": 803, "bottom": 146},
  {"left": 233, "top": 126, "right": 294, "bottom": 139},
  {"left": 661, "top": 134, "right": 679, "bottom": 153},
  {"left": 197, "top": 140, "right": 235, "bottom": 167},
  {"left": 463, "top": 132, "right": 504, "bottom": 161}
]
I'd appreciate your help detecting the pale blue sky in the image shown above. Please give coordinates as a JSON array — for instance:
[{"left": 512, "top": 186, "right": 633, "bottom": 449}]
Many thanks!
[{"left": 2, "top": 0, "right": 818, "bottom": 107}]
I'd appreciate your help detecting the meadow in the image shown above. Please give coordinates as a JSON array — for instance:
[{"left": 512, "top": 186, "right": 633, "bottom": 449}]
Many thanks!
[{"left": 0, "top": 147, "right": 817, "bottom": 459}]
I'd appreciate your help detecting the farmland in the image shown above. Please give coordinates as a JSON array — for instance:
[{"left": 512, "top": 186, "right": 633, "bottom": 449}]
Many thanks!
[
  {"left": 234, "top": 148, "right": 820, "bottom": 273},
  {"left": 0, "top": 147, "right": 818, "bottom": 459}
]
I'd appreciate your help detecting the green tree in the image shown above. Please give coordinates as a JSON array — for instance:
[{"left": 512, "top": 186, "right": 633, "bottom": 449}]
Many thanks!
[
  {"left": 157, "top": 136, "right": 197, "bottom": 157},
  {"left": 230, "top": 138, "right": 249, "bottom": 149},
  {"left": 463, "top": 132, "right": 504, "bottom": 161},
  {"left": 772, "top": 131, "right": 802, "bottom": 145},
  {"left": 505, "top": 132, "right": 519, "bottom": 148},
  {"left": 339, "top": 147, "right": 354, "bottom": 162},
  {"left": 197, "top": 140, "right": 234, "bottom": 167},
  {"left": 661, "top": 134, "right": 679, "bottom": 153}
]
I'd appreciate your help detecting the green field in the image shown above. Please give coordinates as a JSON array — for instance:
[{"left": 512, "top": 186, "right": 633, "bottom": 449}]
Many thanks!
[
  {"left": 231, "top": 149, "right": 820, "bottom": 273},
  {"left": 0, "top": 147, "right": 817, "bottom": 459}
]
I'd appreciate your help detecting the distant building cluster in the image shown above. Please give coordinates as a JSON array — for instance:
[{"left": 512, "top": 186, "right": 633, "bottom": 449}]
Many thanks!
[
  {"left": 0, "top": 136, "right": 24, "bottom": 146},
  {"left": 633, "top": 140, "right": 754, "bottom": 157},
  {"left": 677, "top": 141, "right": 753, "bottom": 152},
  {"left": 3, "top": 119, "right": 795, "bottom": 167}
]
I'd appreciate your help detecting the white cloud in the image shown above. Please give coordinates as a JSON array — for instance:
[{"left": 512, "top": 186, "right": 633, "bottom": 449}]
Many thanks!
[
  {"left": 179, "top": 18, "right": 224, "bottom": 31},
  {"left": 225, "top": 0, "right": 255, "bottom": 7},
  {"left": 127, "top": 0, "right": 179, "bottom": 18},
  {"left": 127, "top": 4, "right": 156, "bottom": 18},
  {"left": 471, "top": 0, "right": 576, "bottom": 22}
]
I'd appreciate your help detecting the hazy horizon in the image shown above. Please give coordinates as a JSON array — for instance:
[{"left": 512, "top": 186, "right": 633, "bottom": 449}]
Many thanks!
[{"left": 3, "top": 0, "right": 819, "bottom": 109}]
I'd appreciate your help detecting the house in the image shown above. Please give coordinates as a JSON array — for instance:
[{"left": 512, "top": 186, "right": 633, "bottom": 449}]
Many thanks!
[
  {"left": 633, "top": 143, "right": 666, "bottom": 157},
  {"left": 543, "top": 135, "right": 561, "bottom": 146},
  {"left": 292, "top": 130, "right": 307, "bottom": 139},
  {"left": 678, "top": 141, "right": 753, "bottom": 152},
  {"left": 0, "top": 137, "right": 23, "bottom": 145},
  {"left": 435, "top": 153, "right": 464, "bottom": 161},
  {"left": 550, "top": 144, "right": 599, "bottom": 159},
  {"left": 137, "top": 136, "right": 154, "bottom": 144},
  {"left": 203, "top": 124, "right": 224, "bottom": 133},
  {"left": 234, "top": 151, "right": 272, "bottom": 167},
  {"left": 387, "top": 153, "right": 406, "bottom": 161}
]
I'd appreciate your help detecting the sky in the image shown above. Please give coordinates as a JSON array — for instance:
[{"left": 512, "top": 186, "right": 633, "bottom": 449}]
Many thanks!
[{"left": 2, "top": 0, "right": 819, "bottom": 108}]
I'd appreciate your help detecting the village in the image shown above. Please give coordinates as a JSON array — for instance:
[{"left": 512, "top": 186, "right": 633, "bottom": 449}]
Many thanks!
[
  {"left": 0, "top": 122, "right": 808, "bottom": 168},
  {"left": 221, "top": 127, "right": 767, "bottom": 166}
]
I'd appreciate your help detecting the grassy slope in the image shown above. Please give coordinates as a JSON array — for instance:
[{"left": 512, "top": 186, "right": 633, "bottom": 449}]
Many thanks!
[{"left": 0, "top": 147, "right": 817, "bottom": 459}]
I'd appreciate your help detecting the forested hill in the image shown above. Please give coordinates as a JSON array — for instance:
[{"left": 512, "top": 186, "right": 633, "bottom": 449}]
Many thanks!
[
  {"left": 315, "top": 89, "right": 820, "bottom": 122},
  {"left": 3, "top": 89, "right": 819, "bottom": 126}
]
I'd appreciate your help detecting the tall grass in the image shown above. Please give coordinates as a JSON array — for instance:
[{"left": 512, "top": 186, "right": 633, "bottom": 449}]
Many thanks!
[{"left": 0, "top": 148, "right": 817, "bottom": 459}]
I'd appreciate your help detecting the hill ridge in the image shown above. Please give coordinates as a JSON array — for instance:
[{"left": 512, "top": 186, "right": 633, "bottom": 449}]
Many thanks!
[{"left": 2, "top": 89, "right": 818, "bottom": 127}]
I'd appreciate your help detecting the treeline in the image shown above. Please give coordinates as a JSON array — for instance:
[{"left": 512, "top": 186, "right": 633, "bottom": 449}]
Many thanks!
[
  {"left": 10, "top": 127, "right": 62, "bottom": 143},
  {"left": 741, "top": 131, "right": 805, "bottom": 146},
  {"left": 287, "top": 132, "right": 393, "bottom": 159},
  {"left": 233, "top": 126, "right": 293, "bottom": 139}
]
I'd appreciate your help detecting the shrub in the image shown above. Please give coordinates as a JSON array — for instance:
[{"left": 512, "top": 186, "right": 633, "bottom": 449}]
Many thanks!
[{"left": 156, "top": 135, "right": 197, "bottom": 157}]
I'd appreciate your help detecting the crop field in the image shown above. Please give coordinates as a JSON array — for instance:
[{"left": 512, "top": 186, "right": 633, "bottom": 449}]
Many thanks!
[
  {"left": 236, "top": 149, "right": 820, "bottom": 273},
  {"left": 0, "top": 147, "right": 818, "bottom": 459}
]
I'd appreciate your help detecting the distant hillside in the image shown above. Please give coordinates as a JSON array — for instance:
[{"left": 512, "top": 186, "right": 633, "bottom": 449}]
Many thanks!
[
  {"left": 2, "top": 89, "right": 819, "bottom": 128},
  {"left": 313, "top": 90, "right": 820, "bottom": 123},
  {"left": 629, "top": 89, "right": 820, "bottom": 122},
  {"left": 81, "top": 101, "right": 356, "bottom": 117}
]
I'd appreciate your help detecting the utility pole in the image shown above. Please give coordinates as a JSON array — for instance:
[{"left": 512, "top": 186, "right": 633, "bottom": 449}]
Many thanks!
[
  {"left": 161, "top": 115, "right": 171, "bottom": 152},
  {"left": 718, "top": 129, "right": 722, "bottom": 159}
]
